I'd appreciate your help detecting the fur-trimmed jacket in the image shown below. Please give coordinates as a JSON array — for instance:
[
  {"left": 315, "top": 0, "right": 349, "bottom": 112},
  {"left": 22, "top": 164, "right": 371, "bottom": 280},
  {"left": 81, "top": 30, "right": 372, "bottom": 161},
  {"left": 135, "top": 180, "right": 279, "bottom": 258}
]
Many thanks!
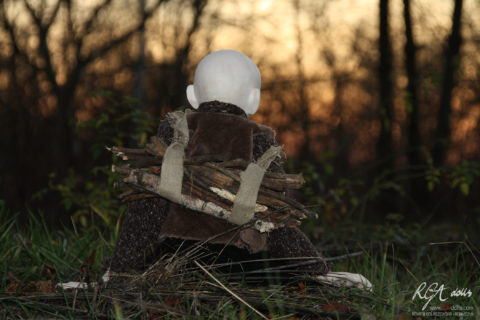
[{"left": 107, "top": 101, "right": 329, "bottom": 275}]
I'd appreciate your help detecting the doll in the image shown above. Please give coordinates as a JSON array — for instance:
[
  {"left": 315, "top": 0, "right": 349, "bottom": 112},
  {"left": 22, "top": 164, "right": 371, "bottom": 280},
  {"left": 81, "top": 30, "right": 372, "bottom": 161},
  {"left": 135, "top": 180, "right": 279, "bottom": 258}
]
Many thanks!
[{"left": 107, "top": 50, "right": 329, "bottom": 277}]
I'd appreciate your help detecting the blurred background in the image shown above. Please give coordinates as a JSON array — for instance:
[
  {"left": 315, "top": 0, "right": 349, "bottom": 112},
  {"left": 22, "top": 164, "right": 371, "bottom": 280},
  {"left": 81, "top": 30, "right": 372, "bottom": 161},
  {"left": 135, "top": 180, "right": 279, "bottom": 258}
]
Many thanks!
[{"left": 0, "top": 0, "right": 479, "bottom": 239}]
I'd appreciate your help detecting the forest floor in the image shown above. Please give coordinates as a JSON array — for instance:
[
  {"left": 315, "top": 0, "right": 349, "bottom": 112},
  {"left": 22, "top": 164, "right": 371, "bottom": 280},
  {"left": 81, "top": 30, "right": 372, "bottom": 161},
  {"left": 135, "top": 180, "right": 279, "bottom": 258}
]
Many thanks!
[{"left": 0, "top": 212, "right": 479, "bottom": 319}]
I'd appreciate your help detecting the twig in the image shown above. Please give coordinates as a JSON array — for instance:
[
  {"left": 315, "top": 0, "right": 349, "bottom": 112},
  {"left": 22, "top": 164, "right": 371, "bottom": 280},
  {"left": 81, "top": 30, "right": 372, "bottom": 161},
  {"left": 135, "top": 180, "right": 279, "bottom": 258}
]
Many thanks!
[
  {"left": 205, "top": 251, "right": 364, "bottom": 273},
  {"left": 194, "top": 260, "right": 269, "bottom": 320},
  {"left": 428, "top": 240, "right": 480, "bottom": 268}
]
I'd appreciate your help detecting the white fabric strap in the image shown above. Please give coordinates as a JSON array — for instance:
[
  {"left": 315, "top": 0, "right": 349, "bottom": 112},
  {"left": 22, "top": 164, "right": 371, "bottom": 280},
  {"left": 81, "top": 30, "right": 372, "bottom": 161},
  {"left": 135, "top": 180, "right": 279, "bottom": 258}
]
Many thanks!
[
  {"left": 157, "top": 112, "right": 189, "bottom": 203},
  {"left": 229, "top": 146, "right": 282, "bottom": 225}
]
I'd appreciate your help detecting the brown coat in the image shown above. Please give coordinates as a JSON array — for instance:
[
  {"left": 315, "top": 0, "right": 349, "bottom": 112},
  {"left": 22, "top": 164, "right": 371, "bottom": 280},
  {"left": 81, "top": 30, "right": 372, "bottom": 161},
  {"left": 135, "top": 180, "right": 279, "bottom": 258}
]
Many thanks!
[
  {"left": 160, "top": 111, "right": 276, "bottom": 253},
  {"left": 108, "top": 102, "right": 328, "bottom": 275}
]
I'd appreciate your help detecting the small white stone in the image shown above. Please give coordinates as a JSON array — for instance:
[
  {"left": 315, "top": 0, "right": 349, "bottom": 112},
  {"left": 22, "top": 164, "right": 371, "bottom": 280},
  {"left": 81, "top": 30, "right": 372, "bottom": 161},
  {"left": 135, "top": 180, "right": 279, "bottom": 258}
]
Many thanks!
[
  {"left": 254, "top": 220, "right": 275, "bottom": 233},
  {"left": 315, "top": 272, "right": 373, "bottom": 291},
  {"left": 56, "top": 281, "right": 91, "bottom": 290}
]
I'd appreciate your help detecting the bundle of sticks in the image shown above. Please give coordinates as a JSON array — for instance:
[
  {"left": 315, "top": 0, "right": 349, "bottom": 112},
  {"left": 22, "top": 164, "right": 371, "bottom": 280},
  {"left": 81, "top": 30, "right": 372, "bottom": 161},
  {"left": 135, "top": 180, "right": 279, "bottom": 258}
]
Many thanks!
[{"left": 109, "top": 136, "right": 316, "bottom": 232}]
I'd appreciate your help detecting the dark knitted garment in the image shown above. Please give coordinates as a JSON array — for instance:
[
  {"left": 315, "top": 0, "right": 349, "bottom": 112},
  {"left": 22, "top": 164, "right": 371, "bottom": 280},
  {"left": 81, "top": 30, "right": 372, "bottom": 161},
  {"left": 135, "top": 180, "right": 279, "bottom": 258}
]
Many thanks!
[
  {"left": 267, "top": 227, "right": 329, "bottom": 274},
  {"left": 108, "top": 101, "right": 328, "bottom": 276},
  {"left": 198, "top": 100, "right": 248, "bottom": 118},
  {"left": 108, "top": 198, "right": 169, "bottom": 272}
]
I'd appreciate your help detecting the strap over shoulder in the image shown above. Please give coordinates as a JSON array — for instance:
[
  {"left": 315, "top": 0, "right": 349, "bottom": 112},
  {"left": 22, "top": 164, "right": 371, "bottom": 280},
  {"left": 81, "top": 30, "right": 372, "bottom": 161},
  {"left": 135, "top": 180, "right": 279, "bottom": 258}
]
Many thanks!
[{"left": 110, "top": 111, "right": 315, "bottom": 233}]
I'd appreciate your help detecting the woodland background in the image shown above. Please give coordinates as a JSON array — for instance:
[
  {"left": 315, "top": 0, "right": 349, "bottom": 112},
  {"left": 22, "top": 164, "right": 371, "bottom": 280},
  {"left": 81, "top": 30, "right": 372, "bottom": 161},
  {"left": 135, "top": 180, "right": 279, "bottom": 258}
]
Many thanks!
[{"left": 0, "top": 0, "right": 479, "bottom": 241}]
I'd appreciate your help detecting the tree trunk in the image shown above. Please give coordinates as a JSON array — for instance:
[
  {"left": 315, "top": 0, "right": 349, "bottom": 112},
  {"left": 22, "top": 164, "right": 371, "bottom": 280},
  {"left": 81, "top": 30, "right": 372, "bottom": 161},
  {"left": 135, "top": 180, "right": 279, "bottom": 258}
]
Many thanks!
[
  {"left": 403, "top": 0, "right": 431, "bottom": 214},
  {"left": 134, "top": 0, "right": 146, "bottom": 110},
  {"left": 333, "top": 73, "right": 350, "bottom": 173},
  {"left": 171, "top": 0, "right": 207, "bottom": 111},
  {"left": 54, "top": 86, "right": 76, "bottom": 172},
  {"left": 293, "top": 0, "right": 311, "bottom": 161},
  {"left": 432, "top": 0, "right": 463, "bottom": 166},
  {"left": 377, "top": 0, "right": 394, "bottom": 171},
  {"left": 403, "top": 0, "right": 421, "bottom": 167}
]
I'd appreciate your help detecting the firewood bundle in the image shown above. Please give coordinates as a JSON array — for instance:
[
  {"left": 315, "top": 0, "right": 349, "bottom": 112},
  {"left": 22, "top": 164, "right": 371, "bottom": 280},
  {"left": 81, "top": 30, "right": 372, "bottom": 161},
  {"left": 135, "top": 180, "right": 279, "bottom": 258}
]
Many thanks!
[{"left": 109, "top": 136, "right": 316, "bottom": 232}]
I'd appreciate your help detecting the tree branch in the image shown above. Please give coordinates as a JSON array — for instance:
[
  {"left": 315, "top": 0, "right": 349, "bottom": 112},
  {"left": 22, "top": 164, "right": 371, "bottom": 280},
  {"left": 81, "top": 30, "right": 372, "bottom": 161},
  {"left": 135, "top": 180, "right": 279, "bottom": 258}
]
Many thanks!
[
  {"left": 81, "top": 0, "right": 164, "bottom": 65},
  {"left": 23, "top": 0, "right": 62, "bottom": 93},
  {"left": 0, "top": 2, "right": 39, "bottom": 74},
  {"left": 45, "top": 0, "right": 61, "bottom": 27},
  {"left": 78, "top": 0, "right": 112, "bottom": 39},
  {"left": 23, "top": 0, "right": 42, "bottom": 28}
]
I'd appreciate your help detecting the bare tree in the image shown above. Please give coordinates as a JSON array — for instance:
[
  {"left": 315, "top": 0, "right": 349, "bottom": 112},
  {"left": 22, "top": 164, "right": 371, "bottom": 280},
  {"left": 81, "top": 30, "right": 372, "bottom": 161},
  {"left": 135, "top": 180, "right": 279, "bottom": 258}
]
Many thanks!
[
  {"left": 432, "top": 0, "right": 464, "bottom": 166},
  {"left": 134, "top": 0, "right": 147, "bottom": 110},
  {"left": 292, "top": 0, "right": 311, "bottom": 160},
  {"left": 1, "top": 0, "right": 163, "bottom": 165},
  {"left": 147, "top": 0, "right": 208, "bottom": 117},
  {"left": 377, "top": 0, "right": 394, "bottom": 171},
  {"left": 170, "top": 0, "right": 208, "bottom": 110},
  {"left": 0, "top": 0, "right": 164, "bottom": 215},
  {"left": 403, "top": 0, "right": 421, "bottom": 167}
]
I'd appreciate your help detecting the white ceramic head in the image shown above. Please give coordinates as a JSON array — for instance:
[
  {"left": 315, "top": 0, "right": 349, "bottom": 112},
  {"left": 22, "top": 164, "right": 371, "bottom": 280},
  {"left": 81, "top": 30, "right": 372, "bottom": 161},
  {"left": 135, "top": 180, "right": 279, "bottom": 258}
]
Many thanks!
[{"left": 186, "top": 50, "right": 261, "bottom": 116}]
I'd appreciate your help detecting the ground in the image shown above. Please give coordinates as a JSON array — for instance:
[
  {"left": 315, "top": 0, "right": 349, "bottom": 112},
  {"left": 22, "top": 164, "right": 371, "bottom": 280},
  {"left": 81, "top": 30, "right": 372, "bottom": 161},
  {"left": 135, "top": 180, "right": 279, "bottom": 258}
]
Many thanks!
[{"left": 0, "top": 213, "right": 479, "bottom": 319}]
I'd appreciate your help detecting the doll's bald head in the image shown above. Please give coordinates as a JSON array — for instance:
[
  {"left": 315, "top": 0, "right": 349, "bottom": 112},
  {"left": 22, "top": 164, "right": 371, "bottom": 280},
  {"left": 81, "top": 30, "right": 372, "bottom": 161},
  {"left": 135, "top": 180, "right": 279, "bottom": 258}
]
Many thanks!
[{"left": 186, "top": 50, "right": 261, "bottom": 116}]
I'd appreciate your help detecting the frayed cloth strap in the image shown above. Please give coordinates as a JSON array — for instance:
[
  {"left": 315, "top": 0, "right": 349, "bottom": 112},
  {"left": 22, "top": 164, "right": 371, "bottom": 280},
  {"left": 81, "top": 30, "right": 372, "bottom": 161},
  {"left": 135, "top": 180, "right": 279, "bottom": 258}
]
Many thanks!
[
  {"left": 229, "top": 146, "right": 283, "bottom": 225},
  {"left": 157, "top": 111, "right": 190, "bottom": 203}
]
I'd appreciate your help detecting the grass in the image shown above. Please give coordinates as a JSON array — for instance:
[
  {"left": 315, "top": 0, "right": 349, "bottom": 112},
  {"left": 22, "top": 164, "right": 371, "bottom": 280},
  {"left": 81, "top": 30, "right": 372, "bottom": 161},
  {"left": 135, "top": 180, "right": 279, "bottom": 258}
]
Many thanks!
[
  {"left": 317, "top": 221, "right": 480, "bottom": 318},
  {"left": 0, "top": 213, "right": 111, "bottom": 286},
  {"left": 0, "top": 211, "right": 479, "bottom": 319}
]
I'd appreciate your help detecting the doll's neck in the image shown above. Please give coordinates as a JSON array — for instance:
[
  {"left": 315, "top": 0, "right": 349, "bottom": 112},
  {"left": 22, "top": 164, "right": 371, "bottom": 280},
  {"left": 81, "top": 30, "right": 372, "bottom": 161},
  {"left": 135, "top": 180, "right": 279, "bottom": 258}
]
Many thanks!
[{"left": 197, "top": 100, "right": 248, "bottom": 118}]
